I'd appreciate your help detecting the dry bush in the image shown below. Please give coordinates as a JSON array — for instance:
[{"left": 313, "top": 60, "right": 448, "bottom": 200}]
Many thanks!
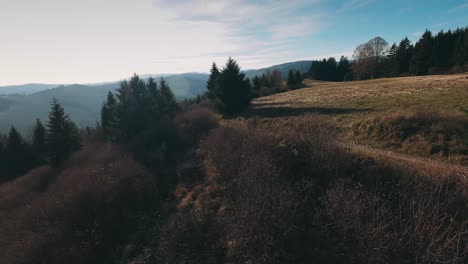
[
  {"left": 0, "top": 143, "right": 158, "bottom": 264},
  {"left": 174, "top": 106, "right": 219, "bottom": 146},
  {"left": 155, "top": 184, "right": 227, "bottom": 264},
  {"left": 324, "top": 174, "right": 467, "bottom": 264},
  {"left": 355, "top": 109, "right": 468, "bottom": 157},
  {"left": 189, "top": 115, "right": 349, "bottom": 263}
]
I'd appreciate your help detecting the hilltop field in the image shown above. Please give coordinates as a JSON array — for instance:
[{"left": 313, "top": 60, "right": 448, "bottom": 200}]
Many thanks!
[{"left": 246, "top": 74, "right": 468, "bottom": 165}]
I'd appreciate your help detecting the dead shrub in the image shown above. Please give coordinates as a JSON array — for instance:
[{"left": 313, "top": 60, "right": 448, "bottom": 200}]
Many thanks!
[
  {"left": 355, "top": 109, "right": 468, "bottom": 157},
  {"left": 0, "top": 143, "right": 158, "bottom": 264},
  {"left": 324, "top": 176, "right": 467, "bottom": 263},
  {"left": 174, "top": 107, "right": 219, "bottom": 146}
]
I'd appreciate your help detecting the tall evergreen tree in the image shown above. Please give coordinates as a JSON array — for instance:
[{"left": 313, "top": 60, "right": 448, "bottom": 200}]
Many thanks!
[
  {"left": 46, "top": 98, "right": 81, "bottom": 166},
  {"left": 395, "top": 37, "right": 413, "bottom": 74},
  {"left": 101, "top": 91, "right": 118, "bottom": 140},
  {"left": 32, "top": 118, "right": 47, "bottom": 165},
  {"left": 211, "top": 57, "right": 251, "bottom": 114},
  {"left": 287, "top": 69, "right": 296, "bottom": 88},
  {"left": 159, "top": 78, "right": 177, "bottom": 116},
  {"left": 206, "top": 62, "right": 220, "bottom": 99},
  {"left": 337, "top": 56, "right": 351, "bottom": 81},
  {"left": 252, "top": 75, "right": 261, "bottom": 93},
  {"left": 411, "top": 30, "right": 433, "bottom": 75},
  {"left": 4, "top": 126, "right": 31, "bottom": 180},
  {"left": 294, "top": 71, "right": 303, "bottom": 86}
]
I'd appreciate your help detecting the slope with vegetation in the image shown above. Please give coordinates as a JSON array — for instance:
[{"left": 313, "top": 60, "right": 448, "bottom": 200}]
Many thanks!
[{"left": 1, "top": 25, "right": 468, "bottom": 263}]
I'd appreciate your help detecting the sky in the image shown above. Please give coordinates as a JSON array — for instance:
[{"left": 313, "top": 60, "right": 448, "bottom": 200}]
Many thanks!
[{"left": 0, "top": 0, "right": 467, "bottom": 85}]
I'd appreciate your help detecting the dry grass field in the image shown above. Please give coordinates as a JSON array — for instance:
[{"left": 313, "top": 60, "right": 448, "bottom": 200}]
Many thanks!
[{"left": 247, "top": 74, "right": 468, "bottom": 164}]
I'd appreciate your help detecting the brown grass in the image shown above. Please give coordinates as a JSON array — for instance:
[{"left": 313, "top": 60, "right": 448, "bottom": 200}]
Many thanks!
[
  {"left": 352, "top": 109, "right": 468, "bottom": 160},
  {"left": 139, "top": 114, "right": 467, "bottom": 263}
]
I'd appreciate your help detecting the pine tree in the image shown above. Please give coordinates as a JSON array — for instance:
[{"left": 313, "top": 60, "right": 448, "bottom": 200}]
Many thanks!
[
  {"left": 206, "top": 62, "right": 220, "bottom": 99},
  {"left": 46, "top": 98, "right": 81, "bottom": 166},
  {"left": 337, "top": 56, "right": 351, "bottom": 81},
  {"left": 395, "top": 37, "right": 413, "bottom": 74},
  {"left": 287, "top": 69, "right": 296, "bottom": 88},
  {"left": 411, "top": 30, "right": 433, "bottom": 75},
  {"left": 5, "top": 126, "right": 31, "bottom": 179},
  {"left": 159, "top": 78, "right": 177, "bottom": 116},
  {"left": 213, "top": 57, "right": 251, "bottom": 114},
  {"left": 101, "top": 91, "right": 118, "bottom": 140},
  {"left": 252, "top": 75, "right": 261, "bottom": 91},
  {"left": 260, "top": 73, "right": 270, "bottom": 88},
  {"left": 32, "top": 118, "right": 47, "bottom": 165},
  {"left": 294, "top": 71, "right": 303, "bottom": 86}
]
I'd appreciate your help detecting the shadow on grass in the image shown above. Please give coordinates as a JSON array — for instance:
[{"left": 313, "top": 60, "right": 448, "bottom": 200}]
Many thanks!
[{"left": 242, "top": 106, "right": 368, "bottom": 118}]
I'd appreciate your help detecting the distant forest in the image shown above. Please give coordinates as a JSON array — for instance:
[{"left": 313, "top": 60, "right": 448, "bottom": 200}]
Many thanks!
[{"left": 307, "top": 27, "right": 468, "bottom": 81}]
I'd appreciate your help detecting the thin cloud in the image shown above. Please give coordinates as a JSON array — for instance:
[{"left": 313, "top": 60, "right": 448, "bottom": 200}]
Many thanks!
[
  {"left": 448, "top": 2, "right": 468, "bottom": 13},
  {"left": 337, "top": 0, "right": 374, "bottom": 13},
  {"left": 152, "top": 0, "right": 323, "bottom": 69}
]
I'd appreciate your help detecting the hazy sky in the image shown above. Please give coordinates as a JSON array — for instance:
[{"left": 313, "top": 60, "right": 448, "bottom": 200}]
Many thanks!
[{"left": 0, "top": 0, "right": 467, "bottom": 85}]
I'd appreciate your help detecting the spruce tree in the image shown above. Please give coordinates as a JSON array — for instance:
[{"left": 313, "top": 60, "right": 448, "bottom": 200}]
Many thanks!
[
  {"left": 5, "top": 126, "right": 31, "bottom": 179},
  {"left": 337, "top": 56, "right": 351, "bottom": 81},
  {"left": 46, "top": 98, "right": 81, "bottom": 166},
  {"left": 287, "top": 69, "right": 296, "bottom": 88},
  {"left": 212, "top": 57, "right": 251, "bottom": 114},
  {"left": 32, "top": 118, "right": 47, "bottom": 165},
  {"left": 206, "top": 62, "right": 220, "bottom": 99},
  {"left": 294, "top": 71, "right": 303, "bottom": 86},
  {"left": 101, "top": 91, "right": 118, "bottom": 140},
  {"left": 159, "top": 78, "right": 177, "bottom": 116}
]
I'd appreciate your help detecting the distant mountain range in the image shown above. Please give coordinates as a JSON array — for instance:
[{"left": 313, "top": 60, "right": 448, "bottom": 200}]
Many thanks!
[{"left": 0, "top": 61, "right": 313, "bottom": 133}]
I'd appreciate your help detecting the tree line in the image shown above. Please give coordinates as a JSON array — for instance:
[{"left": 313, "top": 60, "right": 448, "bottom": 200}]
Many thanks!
[
  {"left": 306, "top": 27, "right": 468, "bottom": 81},
  {"left": 0, "top": 99, "right": 81, "bottom": 182},
  {"left": 352, "top": 27, "right": 468, "bottom": 80}
]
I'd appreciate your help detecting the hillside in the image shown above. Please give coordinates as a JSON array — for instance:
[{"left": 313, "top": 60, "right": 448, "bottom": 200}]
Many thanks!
[
  {"left": 245, "top": 60, "right": 312, "bottom": 78},
  {"left": 0, "top": 74, "right": 209, "bottom": 132},
  {"left": 248, "top": 74, "right": 468, "bottom": 163},
  {"left": 0, "top": 83, "right": 63, "bottom": 95},
  {"left": 1, "top": 73, "right": 467, "bottom": 264}
]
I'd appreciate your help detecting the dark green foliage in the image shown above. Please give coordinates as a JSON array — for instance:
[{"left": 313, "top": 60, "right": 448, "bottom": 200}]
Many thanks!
[
  {"left": 159, "top": 78, "right": 177, "bottom": 117},
  {"left": 208, "top": 57, "right": 252, "bottom": 115},
  {"left": 308, "top": 56, "right": 350, "bottom": 81},
  {"left": 287, "top": 69, "right": 296, "bottom": 87},
  {"left": 46, "top": 98, "right": 82, "bottom": 166},
  {"left": 1, "top": 126, "right": 33, "bottom": 181},
  {"left": 100, "top": 74, "right": 184, "bottom": 195},
  {"left": 101, "top": 91, "right": 118, "bottom": 141},
  {"left": 32, "top": 118, "right": 47, "bottom": 165},
  {"left": 393, "top": 37, "right": 413, "bottom": 75},
  {"left": 252, "top": 75, "right": 261, "bottom": 91},
  {"left": 287, "top": 69, "right": 304, "bottom": 89},
  {"left": 206, "top": 63, "right": 220, "bottom": 100},
  {"left": 410, "top": 30, "right": 434, "bottom": 75}
]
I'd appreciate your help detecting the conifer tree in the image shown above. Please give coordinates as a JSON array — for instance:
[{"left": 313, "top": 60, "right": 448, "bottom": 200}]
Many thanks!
[
  {"left": 252, "top": 75, "right": 261, "bottom": 91},
  {"left": 206, "top": 62, "right": 220, "bottom": 99},
  {"left": 46, "top": 98, "right": 81, "bottom": 166},
  {"left": 294, "top": 71, "right": 303, "bottom": 86},
  {"left": 411, "top": 30, "right": 433, "bottom": 75},
  {"left": 159, "top": 78, "right": 177, "bottom": 116},
  {"left": 101, "top": 91, "right": 118, "bottom": 140},
  {"left": 5, "top": 126, "right": 31, "bottom": 179},
  {"left": 32, "top": 118, "right": 47, "bottom": 165},
  {"left": 287, "top": 69, "right": 296, "bottom": 88},
  {"left": 211, "top": 57, "right": 251, "bottom": 114}
]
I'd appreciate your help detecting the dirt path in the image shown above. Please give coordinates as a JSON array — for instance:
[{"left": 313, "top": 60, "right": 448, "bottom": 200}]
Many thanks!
[{"left": 344, "top": 142, "right": 468, "bottom": 181}]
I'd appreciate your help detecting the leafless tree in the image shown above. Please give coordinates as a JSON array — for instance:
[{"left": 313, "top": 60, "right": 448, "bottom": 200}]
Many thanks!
[{"left": 352, "top": 37, "right": 389, "bottom": 79}]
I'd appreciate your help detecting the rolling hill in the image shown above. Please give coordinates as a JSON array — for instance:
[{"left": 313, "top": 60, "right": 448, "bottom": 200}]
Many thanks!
[
  {"left": 0, "top": 60, "right": 319, "bottom": 133},
  {"left": 245, "top": 60, "right": 313, "bottom": 78},
  {"left": 0, "top": 74, "right": 209, "bottom": 133}
]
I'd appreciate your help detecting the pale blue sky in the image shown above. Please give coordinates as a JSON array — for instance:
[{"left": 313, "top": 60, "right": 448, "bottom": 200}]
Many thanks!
[{"left": 0, "top": 0, "right": 467, "bottom": 85}]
